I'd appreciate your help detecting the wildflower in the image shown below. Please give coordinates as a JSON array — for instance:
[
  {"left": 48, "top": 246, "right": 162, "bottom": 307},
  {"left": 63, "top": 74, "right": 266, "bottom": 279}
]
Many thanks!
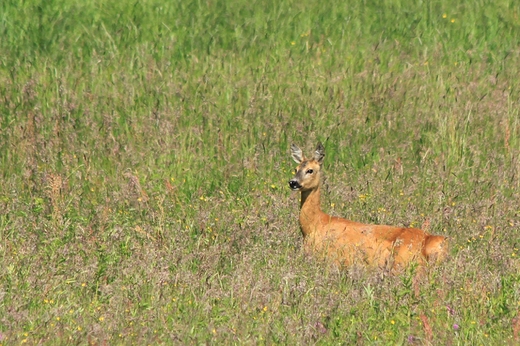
[
  {"left": 453, "top": 323, "right": 460, "bottom": 331},
  {"left": 451, "top": 19, "right": 455, "bottom": 23},
  {"left": 407, "top": 335, "right": 417, "bottom": 343},
  {"left": 446, "top": 305, "right": 455, "bottom": 316},
  {"left": 442, "top": 13, "right": 447, "bottom": 18}
]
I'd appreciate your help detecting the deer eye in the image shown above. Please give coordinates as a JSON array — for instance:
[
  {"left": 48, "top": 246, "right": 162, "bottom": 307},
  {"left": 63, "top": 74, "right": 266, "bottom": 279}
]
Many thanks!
[{"left": 306, "top": 169, "right": 314, "bottom": 174}]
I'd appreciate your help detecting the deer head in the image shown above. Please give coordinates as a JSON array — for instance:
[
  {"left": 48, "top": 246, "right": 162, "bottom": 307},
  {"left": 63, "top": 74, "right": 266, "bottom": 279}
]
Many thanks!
[{"left": 288, "top": 142, "right": 325, "bottom": 192}]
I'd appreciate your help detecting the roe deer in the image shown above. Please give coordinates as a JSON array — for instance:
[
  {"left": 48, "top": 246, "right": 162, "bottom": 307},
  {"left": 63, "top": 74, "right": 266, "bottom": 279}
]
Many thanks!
[{"left": 288, "top": 142, "right": 448, "bottom": 270}]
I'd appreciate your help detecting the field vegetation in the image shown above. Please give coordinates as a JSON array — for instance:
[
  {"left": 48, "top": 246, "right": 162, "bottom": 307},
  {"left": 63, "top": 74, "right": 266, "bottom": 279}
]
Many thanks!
[{"left": 1, "top": 0, "right": 520, "bottom": 343}]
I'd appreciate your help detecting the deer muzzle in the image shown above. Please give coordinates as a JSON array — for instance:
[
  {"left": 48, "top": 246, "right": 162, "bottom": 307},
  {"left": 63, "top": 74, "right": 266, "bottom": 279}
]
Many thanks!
[{"left": 288, "top": 179, "right": 302, "bottom": 191}]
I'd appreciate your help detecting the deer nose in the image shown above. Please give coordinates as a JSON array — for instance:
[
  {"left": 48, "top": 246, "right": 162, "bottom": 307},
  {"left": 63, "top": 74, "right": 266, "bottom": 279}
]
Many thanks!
[{"left": 288, "top": 179, "right": 302, "bottom": 190}]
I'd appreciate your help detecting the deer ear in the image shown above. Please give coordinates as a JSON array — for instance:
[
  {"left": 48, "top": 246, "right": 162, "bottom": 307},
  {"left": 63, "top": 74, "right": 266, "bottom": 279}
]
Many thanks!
[
  {"left": 291, "top": 144, "right": 304, "bottom": 163},
  {"left": 314, "top": 142, "right": 325, "bottom": 164}
]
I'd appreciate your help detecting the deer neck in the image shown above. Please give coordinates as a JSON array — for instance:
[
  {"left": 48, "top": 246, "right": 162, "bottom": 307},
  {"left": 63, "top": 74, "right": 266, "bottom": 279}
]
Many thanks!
[{"left": 299, "top": 186, "right": 326, "bottom": 237}]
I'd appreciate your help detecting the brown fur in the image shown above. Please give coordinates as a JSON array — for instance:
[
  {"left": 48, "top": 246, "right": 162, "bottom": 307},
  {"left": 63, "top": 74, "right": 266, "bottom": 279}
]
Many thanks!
[{"left": 289, "top": 143, "right": 448, "bottom": 270}]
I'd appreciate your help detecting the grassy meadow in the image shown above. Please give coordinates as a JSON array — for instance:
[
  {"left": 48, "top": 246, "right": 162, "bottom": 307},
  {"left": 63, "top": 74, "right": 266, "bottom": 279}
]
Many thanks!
[{"left": 1, "top": 0, "right": 520, "bottom": 343}]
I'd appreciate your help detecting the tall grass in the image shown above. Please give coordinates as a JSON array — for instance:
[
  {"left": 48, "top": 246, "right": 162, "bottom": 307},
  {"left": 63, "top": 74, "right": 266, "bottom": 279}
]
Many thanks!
[{"left": 1, "top": 0, "right": 520, "bottom": 343}]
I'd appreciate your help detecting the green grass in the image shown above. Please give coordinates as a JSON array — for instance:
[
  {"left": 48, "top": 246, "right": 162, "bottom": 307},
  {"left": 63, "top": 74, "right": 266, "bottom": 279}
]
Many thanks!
[{"left": 1, "top": 0, "right": 520, "bottom": 343}]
